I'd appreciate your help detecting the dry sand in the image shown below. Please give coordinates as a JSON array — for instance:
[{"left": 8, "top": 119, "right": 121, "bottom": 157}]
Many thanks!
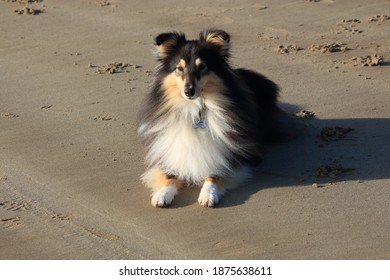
[{"left": 0, "top": 0, "right": 389, "bottom": 259}]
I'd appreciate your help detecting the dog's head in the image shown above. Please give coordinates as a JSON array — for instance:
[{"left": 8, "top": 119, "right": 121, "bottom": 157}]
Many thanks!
[{"left": 154, "top": 29, "right": 231, "bottom": 100}]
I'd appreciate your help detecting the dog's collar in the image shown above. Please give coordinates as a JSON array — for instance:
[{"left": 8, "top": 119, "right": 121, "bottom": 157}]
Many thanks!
[{"left": 193, "top": 97, "right": 207, "bottom": 129}]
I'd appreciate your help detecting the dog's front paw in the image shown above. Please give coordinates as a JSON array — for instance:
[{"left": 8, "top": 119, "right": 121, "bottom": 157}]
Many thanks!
[
  {"left": 198, "top": 181, "right": 220, "bottom": 207},
  {"left": 151, "top": 185, "right": 178, "bottom": 208}
]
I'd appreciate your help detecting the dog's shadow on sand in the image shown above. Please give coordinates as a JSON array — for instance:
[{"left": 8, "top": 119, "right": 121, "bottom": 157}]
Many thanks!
[{"left": 172, "top": 117, "right": 390, "bottom": 208}]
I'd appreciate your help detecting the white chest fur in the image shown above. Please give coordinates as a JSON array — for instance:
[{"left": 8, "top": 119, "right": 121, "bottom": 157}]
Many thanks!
[{"left": 139, "top": 99, "right": 243, "bottom": 183}]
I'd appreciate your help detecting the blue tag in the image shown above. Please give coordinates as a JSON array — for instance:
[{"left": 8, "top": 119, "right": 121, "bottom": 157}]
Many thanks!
[{"left": 193, "top": 119, "right": 206, "bottom": 129}]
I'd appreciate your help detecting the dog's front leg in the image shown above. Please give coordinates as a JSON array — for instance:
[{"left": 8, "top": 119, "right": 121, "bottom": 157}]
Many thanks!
[
  {"left": 198, "top": 177, "right": 223, "bottom": 207},
  {"left": 142, "top": 167, "right": 183, "bottom": 207},
  {"left": 151, "top": 174, "right": 184, "bottom": 208}
]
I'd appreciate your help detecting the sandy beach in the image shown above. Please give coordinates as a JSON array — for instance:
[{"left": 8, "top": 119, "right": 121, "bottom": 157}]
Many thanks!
[{"left": 0, "top": 0, "right": 389, "bottom": 259}]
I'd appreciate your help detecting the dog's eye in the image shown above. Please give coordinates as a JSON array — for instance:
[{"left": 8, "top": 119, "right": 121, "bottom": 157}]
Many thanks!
[
  {"left": 176, "top": 66, "right": 184, "bottom": 72},
  {"left": 198, "top": 64, "right": 207, "bottom": 71}
]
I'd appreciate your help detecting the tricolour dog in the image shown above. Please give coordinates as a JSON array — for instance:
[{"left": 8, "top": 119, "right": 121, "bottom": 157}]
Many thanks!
[{"left": 137, "top": 29, "right": 297, "bottom": 207}]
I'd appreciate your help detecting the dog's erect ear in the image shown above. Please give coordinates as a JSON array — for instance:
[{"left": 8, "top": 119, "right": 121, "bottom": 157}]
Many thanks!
[
  {"left": 199, "top": 29, "right": 231, "bottom": 58},
  {"left": 154, "top": 32, "right": 186, "bottom": 60}
]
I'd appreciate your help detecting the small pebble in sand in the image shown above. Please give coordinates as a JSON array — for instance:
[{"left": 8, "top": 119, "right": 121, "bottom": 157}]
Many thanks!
[
  {"left": 40, "top": 105, "right": 53, "bottom": 110},
  {"left": 14, "top": 7, "right": 43, "bottom": 15},
  {"left": 350, "top": 54, "right": 383, "bottom": 67},
  {"left": 1, "top": 112, "right": 19, "bottom": 118},
  {"left": 309, "top": 42, "right": 348, "bottom": 53},
  {"left": 96, "top": 63, "right": 130, "bottom": 74},
  {"left": 337, "top": 19, "right": 364, "bottom": 35},
  {"left": 93, "top": 115, "right": 113, "bottom": 121},
  {"left": 294, "top": 110, "right": 315, "bottom": 119},
  {"left": 369, "top": 15, "right": 390, "bottom": 22},
  {"left": 94, "top": 63, "right": 142, "bottom": 74},
  {"left": 96, "top": 0, "right": 111, "bottom": 7},
  {"left": 341, "top": 19, "right": 361, "bottom": 24},
  {"left": 274, "top": 44, "right": 303, "bottom": 54},
  {"left": 3, "top": 0, "right": 42, "bottom": 3}
]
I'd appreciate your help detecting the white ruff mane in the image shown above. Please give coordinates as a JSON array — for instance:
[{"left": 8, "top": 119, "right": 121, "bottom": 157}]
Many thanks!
[{"left": 138, "top": 97, "right": 247, "bottom": 184}]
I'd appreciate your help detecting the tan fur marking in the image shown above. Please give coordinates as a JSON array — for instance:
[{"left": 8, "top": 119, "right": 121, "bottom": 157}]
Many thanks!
[
  {"left": 161, "top": 72, "right": 187, "bottom": 109},
  {"left": 195, "top": 58, "right": 203, "bottom": 66},
  {"left": 202, "top": 31, "right": 230, "bottom": 56},
  {"left": 205, "top": 177, "right": 219, "bottom": 184},
  {"left": 158, "top": 40, "right": 178, "bottom": 58},
  {"left": 199, "top": 73, "right": 227, "bottom": 100},
  {"left": 163, "top": 72, "right": 183, "bottom": 95},
  {"left": 205, "top": 33, "right": 226, "bottom": 46},
  {"left": 201, "top": 72, "right": 221, "bottom": 92},
  {"left": 158, "top": 172, "right": 184, "bottom": 189},
  {"left": 177, "top": 59, "right": 186, "bottom": 68}
]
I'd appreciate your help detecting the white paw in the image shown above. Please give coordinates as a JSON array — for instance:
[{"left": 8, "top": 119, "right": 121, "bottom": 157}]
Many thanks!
[
  {"left": 151, "top": 185, "right": 178, "bottom": 208},
  {"left": 198, "top": 181, "right": 221, "bottom": 207}
]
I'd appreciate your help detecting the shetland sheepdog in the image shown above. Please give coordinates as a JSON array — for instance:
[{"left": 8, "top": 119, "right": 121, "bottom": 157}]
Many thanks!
[{"left": 137, "top": 29, "right": 297, "bottom": 208}]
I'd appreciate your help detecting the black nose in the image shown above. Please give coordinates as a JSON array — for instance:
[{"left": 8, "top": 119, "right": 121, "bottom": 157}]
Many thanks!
[{"left": 184, "top": 86, "right": 195, "bottom": 98}]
